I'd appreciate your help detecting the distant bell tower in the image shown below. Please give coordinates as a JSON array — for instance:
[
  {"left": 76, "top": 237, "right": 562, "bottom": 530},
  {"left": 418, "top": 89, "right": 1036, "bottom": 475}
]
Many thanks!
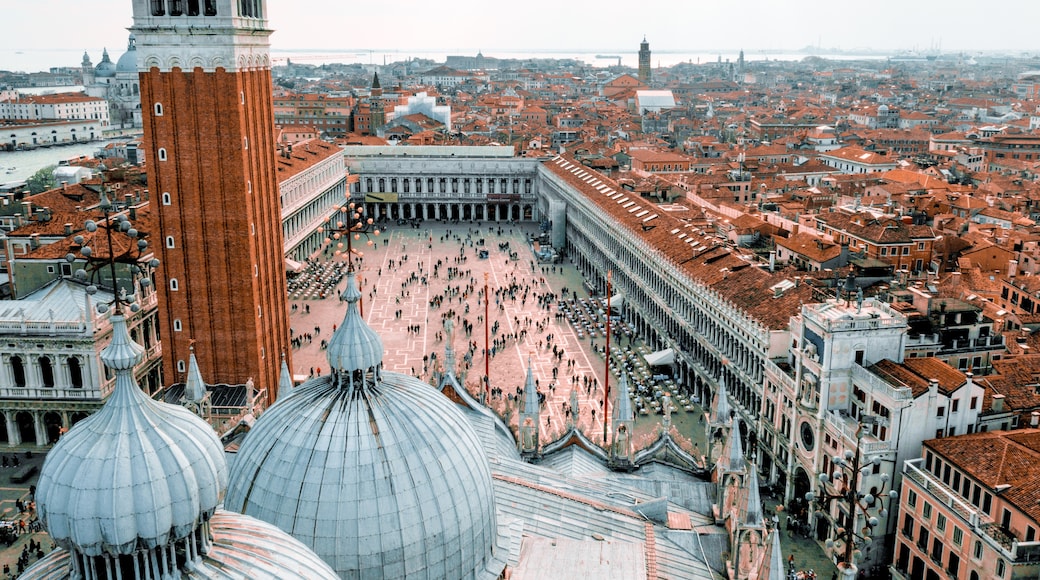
[
  {"left": 131, "top": 0, "right": 291, "bottom": 405},
  {"left": 370, "top": 71, "right": 385, "bottom": 136},
  {"left": 638, "top": 36, "right": 651, "bottom": 84}
]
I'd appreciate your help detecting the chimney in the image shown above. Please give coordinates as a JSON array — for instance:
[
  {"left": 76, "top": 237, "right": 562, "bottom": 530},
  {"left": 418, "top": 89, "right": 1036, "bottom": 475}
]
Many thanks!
[
  {"left": 61, "top": 181, "right": 68, "bottom": 191},
  {"left": 21, "top": 200, "right": 31, "bottom": 218},
  {"left": 992, "top": 394, "right": 1005, "bottom": 413},
  {"left": 1009, "top": 259, "right": 1019, "bottom": 278},
  {"left": 63, "top": 223, "right": 73, "bottom": 236},
  {"left": 769, "top": 251, "right": 776, "bottom": 272},
  {"left": 1031, "top": 411, "right": 1039, "bottom": 428},
  {"left": 29, "top": 233, "right": 39, "bottom": 250}
]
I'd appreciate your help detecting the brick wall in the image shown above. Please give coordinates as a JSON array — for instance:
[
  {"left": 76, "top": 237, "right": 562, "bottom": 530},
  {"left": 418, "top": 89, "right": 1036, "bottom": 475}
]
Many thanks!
[{"left": 142, "top": 66, "right": 291, "bottom": 405}]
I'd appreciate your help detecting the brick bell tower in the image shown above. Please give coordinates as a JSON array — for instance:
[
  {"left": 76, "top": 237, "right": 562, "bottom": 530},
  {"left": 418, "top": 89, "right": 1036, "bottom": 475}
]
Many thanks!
[{"left": 131, "top": 0, "right": 290, "bottom": 405}]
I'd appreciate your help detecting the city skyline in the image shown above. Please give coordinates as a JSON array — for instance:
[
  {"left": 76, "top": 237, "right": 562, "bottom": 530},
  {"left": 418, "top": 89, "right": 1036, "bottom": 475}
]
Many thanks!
[{"left": 3, "top": 0, "right": 1040, "bottom": 71}]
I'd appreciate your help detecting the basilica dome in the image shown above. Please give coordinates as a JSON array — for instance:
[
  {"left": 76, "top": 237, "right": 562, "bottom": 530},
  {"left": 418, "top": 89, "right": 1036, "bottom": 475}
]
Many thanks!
[
  {"left": 225, "top": 272, "right": 505, "bottom": 579},
  {"left": 115, "top": 34, "right": 138, "bottom": 74},
  {"left": 24, "top": 312, "right": 339, "bottom": 580},
  {"left": 94, "top": 48, "right": 116, "bottom": 78}
]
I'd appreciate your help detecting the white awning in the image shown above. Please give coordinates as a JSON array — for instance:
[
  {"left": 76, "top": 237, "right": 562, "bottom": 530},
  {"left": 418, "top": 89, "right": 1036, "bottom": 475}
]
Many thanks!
[
  {"left": 285, "top": 258, "right": 304, "bottom": 273},
  {"left": 645, "top": 348, "right": 675, "bottom": 367}
]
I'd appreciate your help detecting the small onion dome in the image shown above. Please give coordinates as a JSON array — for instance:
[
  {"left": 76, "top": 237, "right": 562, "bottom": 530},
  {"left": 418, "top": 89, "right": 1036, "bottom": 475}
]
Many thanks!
[
  {"left": 36, "top": 314, "right": 227, "bottom": 558},
  {"left": 326, "top": 271, "right": 384, "bottom": 381},
  {"left": 21, "top": 510, "right": 340, "bottom": 580}
]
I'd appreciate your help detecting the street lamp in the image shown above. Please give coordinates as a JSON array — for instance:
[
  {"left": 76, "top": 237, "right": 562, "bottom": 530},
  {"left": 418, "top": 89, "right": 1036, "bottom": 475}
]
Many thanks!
[
  {"left": 320, "top": 200, "right": 380, "bottom": 271},
  {"left": 805, "top": 416, "right": 897, "bottom": 580},
  {"left": 67, "top": 187, "right": 159, "bottom": 315},
  {"left": 320, "top": 199, "right": 380, "bottom": 315}
]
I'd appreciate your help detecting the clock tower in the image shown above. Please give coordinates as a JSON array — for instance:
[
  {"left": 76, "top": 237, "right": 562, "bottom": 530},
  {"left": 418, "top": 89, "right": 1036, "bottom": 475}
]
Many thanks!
[{"left": 131, "top": 0, "right": 290, "bottom": 404}]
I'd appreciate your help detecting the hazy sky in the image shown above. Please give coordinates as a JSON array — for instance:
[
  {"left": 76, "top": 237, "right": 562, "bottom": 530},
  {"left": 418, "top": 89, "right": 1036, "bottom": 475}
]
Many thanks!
[{"left": 3, "top": 0, "right": 1039, "bottom": 57}]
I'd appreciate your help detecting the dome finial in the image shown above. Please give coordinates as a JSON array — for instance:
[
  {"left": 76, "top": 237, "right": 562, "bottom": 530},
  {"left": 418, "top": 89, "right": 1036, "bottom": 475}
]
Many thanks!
[{"left": 326, "top": 271, "right": 383, "bottom": 384}]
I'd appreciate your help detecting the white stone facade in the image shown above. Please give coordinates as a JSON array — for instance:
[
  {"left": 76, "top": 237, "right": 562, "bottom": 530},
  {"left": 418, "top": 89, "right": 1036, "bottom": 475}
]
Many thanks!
[
  {"left": 0, "top": 281, "right": 161, "bottom": 446},
  {"left": 279, "top": 147, "right": 347, "bottom": 260},
  {"left": 130, "top": 0, "right": 272, "bottom": 73}
]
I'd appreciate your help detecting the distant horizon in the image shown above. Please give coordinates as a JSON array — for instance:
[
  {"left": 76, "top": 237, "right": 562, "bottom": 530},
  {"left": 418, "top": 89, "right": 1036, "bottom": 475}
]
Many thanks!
[
  {"left": 4, "top": 0, "right": 1040, "bottom": 71},
  {"left": 6, "top": 43, "right": 1033, "bottom": 77}
]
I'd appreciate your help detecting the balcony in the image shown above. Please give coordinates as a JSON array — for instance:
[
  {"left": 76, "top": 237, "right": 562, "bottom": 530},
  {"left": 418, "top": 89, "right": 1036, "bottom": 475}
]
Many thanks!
[
  {"left": 824, "top": 409, "right": 893, "bottom": 453},
  {"left": 941, "top": 335, "right": 1005, "bottom": 354},
  {"left": 903, "top": 459, "right": 980, "bottom": 525}
]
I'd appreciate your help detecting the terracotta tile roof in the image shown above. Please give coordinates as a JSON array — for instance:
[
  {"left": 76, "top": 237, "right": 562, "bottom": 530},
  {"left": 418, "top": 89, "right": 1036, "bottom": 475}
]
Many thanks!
[
  {"left": 924, "top": 428, "right": 1040, "bottom": 522},
  {"left": 544, "top": 155, "right": 812, "bottom": 330},
  {"left": 814, "top": 211, "right": 935, "bottom": 244},
  {"left": 867, "top": 358, "right": 965, "bottom": 398},
  {"left": 775, "top": 232, "right": 841, "bottom": 263},
  {"left": 986, "top": 357, "right": 1040, "bottom": 414},
  {"left": 274, "top": 139, "right": 341, "bottom": 177}
]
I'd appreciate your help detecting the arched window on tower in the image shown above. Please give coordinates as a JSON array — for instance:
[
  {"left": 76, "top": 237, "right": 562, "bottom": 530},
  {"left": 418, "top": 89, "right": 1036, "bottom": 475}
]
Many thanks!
[
  {"left": 170, "top": 0, "right": 183, "bottom": 16},
  {"left": 204, "top": 0, "right": 217, "bottom": 15},
  {"left": 151, "top": 0, "right": 165, "bottom": 16},
  {"left": 239, "top": 0, "right": 260, "bottom": 18},
  {"left": 187, "top": 0, "right": 199, "bottom": 15}
]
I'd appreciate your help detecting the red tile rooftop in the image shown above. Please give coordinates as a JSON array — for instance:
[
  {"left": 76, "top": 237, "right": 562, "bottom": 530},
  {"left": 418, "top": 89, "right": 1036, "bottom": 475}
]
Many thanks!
[{"left": 545, "top": 155, "right": 812, "bottom": 331}]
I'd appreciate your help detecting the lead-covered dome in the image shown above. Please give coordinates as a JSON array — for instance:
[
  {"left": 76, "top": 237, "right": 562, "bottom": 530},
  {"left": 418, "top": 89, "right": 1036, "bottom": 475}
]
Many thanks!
[
  {"left": 36, "top": 314, "right": 226, "bottom": 556},
  {"left": 27, "top": 311, "right": 340, "bottom": 580},
  {"left": 115, "top": 34, "right": 137, "bottom": 73},
  {"left": 225, "top": 271, "right": 506, "bottom": 579},
  {"left": 94, "top": 48, "right": 116, "bottom": 78}
]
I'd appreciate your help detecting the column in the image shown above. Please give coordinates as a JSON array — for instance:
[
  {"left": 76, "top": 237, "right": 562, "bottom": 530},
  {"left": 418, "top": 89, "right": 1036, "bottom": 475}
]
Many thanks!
[
  {"left": 33, "top": 412, "right": 45, "bottom": 446},
  {"left": 5, "top": 413, "right": 18, "bottom": 446}
]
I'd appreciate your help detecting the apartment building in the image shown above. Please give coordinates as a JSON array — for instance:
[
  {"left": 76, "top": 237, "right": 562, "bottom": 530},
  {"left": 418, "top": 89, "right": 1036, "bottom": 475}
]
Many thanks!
[{"left": 896, "top": 429, "right": 1040, "bottom": 580}]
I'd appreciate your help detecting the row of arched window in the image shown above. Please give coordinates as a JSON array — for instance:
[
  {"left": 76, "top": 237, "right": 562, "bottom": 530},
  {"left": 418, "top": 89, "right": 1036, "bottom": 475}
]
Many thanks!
[
  {"left": 360, "top": 177, "right": 532, "bottom": 196},
  {"left": 8, "top": 356, "right": 83, "bottom": 389},
  {"left": 150, "top": 0, "right": 218, "bottom": 16}
]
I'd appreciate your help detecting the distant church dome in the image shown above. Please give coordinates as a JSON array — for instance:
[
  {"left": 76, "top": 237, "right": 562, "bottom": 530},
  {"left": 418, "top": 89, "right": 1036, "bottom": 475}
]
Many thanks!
[
  {"left": 24, "top": 313, "right": 339, "bottom": 580},
  {"left": 116, "top": 34, "right": 138, "bottom": 74},
  {"left": 94, "top": 48, "right": 116, "bottom": 78},
  {"left": 225, "top": 272, "right": 505, "bottom": 579}
]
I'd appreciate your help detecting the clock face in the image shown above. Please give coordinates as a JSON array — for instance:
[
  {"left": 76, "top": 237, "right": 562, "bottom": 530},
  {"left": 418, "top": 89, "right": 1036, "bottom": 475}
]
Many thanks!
[{"left": 800, "top": 421, "right": 815, "bottom": 451}]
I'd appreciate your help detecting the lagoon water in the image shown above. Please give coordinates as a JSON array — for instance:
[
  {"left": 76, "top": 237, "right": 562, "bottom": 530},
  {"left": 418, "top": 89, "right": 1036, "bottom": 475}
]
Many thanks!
[{"left": 0, "top": 140, "right": 124, "bottom": 186}]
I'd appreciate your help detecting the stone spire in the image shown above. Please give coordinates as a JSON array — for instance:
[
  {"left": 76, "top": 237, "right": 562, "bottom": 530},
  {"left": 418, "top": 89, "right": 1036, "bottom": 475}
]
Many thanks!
[
  {"left": 763, "top": 529, "right": 786, "bottom": 580},
  {"left": 523, "top": 358, "right": 540, "bottom": 417},
  {"left": 611, "top": 373, "right": 635, "bottom": 465},
  {"left": 184, "top": 344, "right": 207, "bottom": 403},
  {"left": 518, "top": 356, "right": 540, "bottom": 458},
  {"left": 712, "top": 377, "right": 732, "bottom": 425},
  {"left": 277, "top": 353, "right": 292, "bottom": 400},
  {"left": 443, "top": 317, "right": 456, "bottom": 377},
  {"left": 743, "top": 468, "right": 764, "bottom": 527},
  {"left": 568, "top": 386, "right": 579, "bottom": 430},
  {"left": 723, "top": 418, "right": 746, "bottom": 473}
]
